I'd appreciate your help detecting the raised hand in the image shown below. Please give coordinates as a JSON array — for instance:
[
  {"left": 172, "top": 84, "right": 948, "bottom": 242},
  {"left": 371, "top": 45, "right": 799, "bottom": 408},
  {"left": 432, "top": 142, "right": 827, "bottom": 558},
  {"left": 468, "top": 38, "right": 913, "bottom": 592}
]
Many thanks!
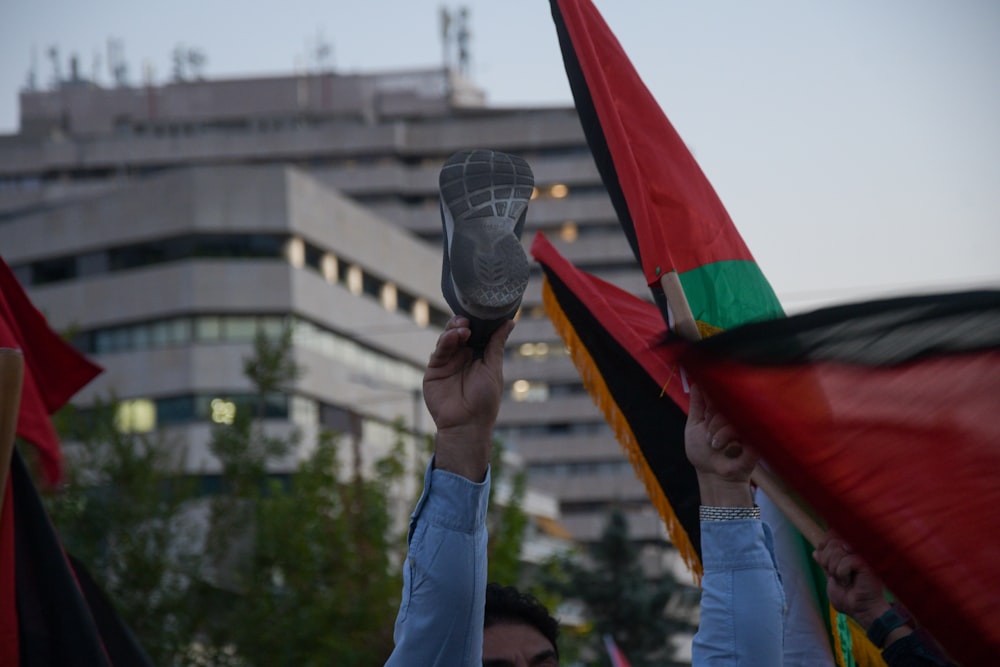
[
  {"left": 813, "top": 533, "right": 890, "bottom": 628},
  {"left": 423, "top": 316, "right": 514, "bottom": 481},
  {"left": 685, "top": 383, "right": 759, "bottom": 506}
]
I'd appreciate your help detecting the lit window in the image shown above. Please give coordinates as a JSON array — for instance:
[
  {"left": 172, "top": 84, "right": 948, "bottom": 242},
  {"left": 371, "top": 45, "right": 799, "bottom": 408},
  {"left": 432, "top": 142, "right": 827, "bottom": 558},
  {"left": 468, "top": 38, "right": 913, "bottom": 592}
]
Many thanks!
[
  {"left": 381, "top": 282, "right": 398, "bottom": 312},
  {"left": 413, "top": 299, "right": 430, "bottom": 327},
  {"left": 512, "top": 379, "right": 531, "bottom": 399},
  {"left": 347, "top": 265, "right": 363, "bottom": 295},
  {"left": 510, "top": 380, "right": 550, "bottom": 402},
  {"left": 210, "top": 398, "right": 237, "bottom": 425},
  {"left": 285, "top": 237, "right": 305, "bottom": 268},
  {"left": 549, "top": 184, "right": 569, "bottom": 199},
  {"left": 322, "top": 253, "right": 338, "bottom": 283},
  {"left": 115, "top": 399, "right": 156, "bottom": 433},
  {"left": 559, "top": 221, "right": 578, "bottom": 242},
  {"left": 517, "top": 341, "right": 556, "bottom": 360}
]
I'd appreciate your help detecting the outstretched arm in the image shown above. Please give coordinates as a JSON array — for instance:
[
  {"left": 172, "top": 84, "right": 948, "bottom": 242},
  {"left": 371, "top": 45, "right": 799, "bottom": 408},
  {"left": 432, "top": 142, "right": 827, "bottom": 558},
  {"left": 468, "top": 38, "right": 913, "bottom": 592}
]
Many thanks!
[
  {"left": 386, "top": 317, "right": 513, "bottom": 667},
  {"left": 814, "top": 534, "right": 956, "bottom": 667},
  {"left": 687, "top": 384, "right": 785, "bottom": 666}
]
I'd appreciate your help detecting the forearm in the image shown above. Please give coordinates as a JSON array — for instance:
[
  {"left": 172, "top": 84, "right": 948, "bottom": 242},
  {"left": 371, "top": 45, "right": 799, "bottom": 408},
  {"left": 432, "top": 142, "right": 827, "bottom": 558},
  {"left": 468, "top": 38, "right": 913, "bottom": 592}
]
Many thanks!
[
  {"left": 693, "top": 520, "right": 785, "bottom": 666},
  {"left": 433, "top": 427, "right": 493, "bottom": 482},
  {"left": 696, "top": 473, "right": 755, "bottom": 508},
  {"left": 386, "top": 463, "right": 490, "bottom": 666}
]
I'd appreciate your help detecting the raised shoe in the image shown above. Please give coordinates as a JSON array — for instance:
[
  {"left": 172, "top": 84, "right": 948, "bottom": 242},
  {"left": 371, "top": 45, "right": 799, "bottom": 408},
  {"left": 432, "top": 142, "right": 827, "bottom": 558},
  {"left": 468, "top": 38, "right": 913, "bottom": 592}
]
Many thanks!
[{"left": 438, "top": 149, "right": 534, "bottom": 355}]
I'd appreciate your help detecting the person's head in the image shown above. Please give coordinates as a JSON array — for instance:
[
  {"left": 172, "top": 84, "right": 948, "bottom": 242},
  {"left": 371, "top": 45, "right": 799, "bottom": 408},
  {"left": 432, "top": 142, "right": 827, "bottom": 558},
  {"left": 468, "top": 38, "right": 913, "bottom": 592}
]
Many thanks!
[{"left": 483, "top": 583, "right": 559, "bottom": 667}]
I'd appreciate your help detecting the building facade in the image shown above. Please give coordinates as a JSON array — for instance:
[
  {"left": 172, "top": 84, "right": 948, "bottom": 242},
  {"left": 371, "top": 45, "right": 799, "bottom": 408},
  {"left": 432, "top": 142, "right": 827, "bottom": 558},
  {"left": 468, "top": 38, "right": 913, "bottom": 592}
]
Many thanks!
[{"left": 0, "top": 66, "right": 673, "bottom": 555}]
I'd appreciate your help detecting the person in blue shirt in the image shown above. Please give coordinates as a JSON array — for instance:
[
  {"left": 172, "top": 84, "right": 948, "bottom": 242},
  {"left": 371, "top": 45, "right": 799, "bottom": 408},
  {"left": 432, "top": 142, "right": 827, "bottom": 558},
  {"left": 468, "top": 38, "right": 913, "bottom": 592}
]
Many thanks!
[{"left": 385, "top": 316, "right": 784, "bottom": 666}]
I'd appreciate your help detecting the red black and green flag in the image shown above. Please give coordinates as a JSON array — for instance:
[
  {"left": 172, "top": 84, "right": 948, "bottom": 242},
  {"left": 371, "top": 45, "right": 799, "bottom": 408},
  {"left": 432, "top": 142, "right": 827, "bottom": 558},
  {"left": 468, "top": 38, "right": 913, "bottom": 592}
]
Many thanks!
[
  {"left": 681, "top": 289, "right": 1000, "bottom": 666},
  {"left": 542, "top": 0, "right": 885, "bottom": 664}
]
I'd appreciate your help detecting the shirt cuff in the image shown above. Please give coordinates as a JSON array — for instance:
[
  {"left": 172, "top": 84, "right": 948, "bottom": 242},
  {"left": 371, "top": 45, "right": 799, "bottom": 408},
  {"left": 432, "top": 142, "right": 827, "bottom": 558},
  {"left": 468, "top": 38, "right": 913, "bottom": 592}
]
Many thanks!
[
  {"left": 409, "top": 459, "right": 491, "bottom": 535},
  {"left": 700, "top": 519, "right": 776, "bottom": 571}
]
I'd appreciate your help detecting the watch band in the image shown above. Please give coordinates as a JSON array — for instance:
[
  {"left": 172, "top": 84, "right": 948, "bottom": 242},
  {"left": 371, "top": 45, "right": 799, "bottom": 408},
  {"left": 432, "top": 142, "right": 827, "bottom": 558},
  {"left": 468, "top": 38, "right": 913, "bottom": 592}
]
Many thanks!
[
  {"left": 699, "top": 505, "right": 761, "bottom": 521},
  {"left": 867, "top": 605, "right": 911, "bottom": 648}
]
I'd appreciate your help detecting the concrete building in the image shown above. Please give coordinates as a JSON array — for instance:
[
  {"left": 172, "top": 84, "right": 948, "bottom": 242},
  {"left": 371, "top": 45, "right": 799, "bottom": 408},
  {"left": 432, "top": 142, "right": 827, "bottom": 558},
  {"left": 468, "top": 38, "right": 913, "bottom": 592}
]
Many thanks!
[{"left": 0, "top": 66, "right": 672, "bottom": 558}]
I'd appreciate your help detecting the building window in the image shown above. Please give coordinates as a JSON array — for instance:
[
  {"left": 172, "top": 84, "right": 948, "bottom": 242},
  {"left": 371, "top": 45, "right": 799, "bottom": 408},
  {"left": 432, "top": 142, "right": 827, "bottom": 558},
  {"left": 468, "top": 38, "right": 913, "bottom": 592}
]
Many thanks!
[
  {"left": 321, "top": 253, "right": 338, "bottom": 283},
  {"left": 285, "top": 237, "right": 306, "bottom": 268},
  {"left": 559, "top": 221, "right": 578, "bottom": 243},
  {"left": 31, "top": 257, "right": 77, "bottom": 285},
  {"left": 115, "top": 398, "right": 156, "bottom": 433},
  {"left": 195, "top": 317, "right": 223, "bottom": 342},
  {"left": 347, "top": 265, "right": 363, "bottom": 295},
  {"left": 510, "top": 379, "right": 549, "bottom": 403},
  {"left": 381, "top": 282, "right": 398, "bottom": 312}
]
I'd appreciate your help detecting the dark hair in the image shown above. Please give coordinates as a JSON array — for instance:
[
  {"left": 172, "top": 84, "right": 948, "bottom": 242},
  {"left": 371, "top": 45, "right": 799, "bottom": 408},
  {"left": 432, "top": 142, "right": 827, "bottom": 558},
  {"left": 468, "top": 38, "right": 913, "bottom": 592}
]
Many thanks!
[{"left": 484, "top": 583, "right": 560, "bottom": 658}]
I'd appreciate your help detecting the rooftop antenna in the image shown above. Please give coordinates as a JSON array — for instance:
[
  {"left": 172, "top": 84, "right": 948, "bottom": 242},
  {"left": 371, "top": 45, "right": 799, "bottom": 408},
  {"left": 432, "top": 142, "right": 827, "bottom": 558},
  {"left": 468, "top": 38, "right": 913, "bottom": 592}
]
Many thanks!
[
  {"left": 107, "top": 38, "right": 129, "bottom": 87},
  {"left": 439, "top": 7, "right": 453, "bottom": 70},
  {"left": 91, "top": 49, "right": 102, "bottom": 85},
  {"left": 25, "top": 45, "right": 38, "bottom": 91},
  {"left": 439, "top": 6, "right": 471, "bottom": 75},
  {"left": 46, "top": 45, "right": 62, "bottom": 88},
  {"left": 455, "top": 7, "right": 470, "bottom": 76},
  {"left": 313, "top": 29, "right": 332, "bottom": 72},
  {"left": 172, "top": 44, "right": 186, "bottom": 82},
  {"left": 187, "top": 48, "right": 207, "bottom": 79}
]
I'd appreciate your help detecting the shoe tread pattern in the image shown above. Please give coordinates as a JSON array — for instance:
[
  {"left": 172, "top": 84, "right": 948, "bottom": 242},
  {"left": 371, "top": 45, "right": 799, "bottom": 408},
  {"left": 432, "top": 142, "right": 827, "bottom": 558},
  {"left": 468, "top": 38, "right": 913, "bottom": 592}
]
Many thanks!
[{"left": 440, "top": 150, "right": 534, "bottom": 313}]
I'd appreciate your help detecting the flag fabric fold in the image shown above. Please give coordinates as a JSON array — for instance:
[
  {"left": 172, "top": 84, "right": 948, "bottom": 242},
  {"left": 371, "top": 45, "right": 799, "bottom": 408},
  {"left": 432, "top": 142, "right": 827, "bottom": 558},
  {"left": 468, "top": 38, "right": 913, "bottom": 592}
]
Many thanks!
[
  {"left": 0, "top": 256, "right": 103, "bottom": 485},
  {"left": 680, "top": 289, "right": 1000, "bottom": 667}
]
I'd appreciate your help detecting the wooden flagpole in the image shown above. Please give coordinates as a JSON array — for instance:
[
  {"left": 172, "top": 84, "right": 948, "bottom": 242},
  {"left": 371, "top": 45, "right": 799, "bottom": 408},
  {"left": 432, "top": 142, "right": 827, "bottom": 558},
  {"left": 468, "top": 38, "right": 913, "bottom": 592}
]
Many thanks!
[
  {"left": 660, "top": 272, "right": 826, "bottom": 547},
  {"left": 0, "top": 349, "right": 24, "bottom": 505}
]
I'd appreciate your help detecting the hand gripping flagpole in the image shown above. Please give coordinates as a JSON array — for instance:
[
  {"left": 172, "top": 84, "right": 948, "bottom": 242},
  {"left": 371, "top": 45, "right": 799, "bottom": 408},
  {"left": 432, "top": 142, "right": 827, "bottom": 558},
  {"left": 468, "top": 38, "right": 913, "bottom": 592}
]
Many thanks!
[
  {"left": 660, "top": 273, "right": 826, "bottom": 547},
  {"left": 0, "top": 349, "right": 24, "bottom": 505}
]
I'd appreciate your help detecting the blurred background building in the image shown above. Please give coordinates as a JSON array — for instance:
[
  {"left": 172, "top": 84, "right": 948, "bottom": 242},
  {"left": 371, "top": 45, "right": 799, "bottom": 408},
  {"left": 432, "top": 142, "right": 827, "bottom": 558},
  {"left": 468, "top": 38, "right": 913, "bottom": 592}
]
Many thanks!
[{"left": 0, "top": 62, "right": 676, "bottom": 572}]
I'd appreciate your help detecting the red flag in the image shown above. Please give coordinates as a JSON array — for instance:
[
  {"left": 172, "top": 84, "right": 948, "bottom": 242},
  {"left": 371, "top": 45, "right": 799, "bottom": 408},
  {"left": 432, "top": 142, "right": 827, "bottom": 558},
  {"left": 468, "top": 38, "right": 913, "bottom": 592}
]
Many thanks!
[
  {"left": 544, "top": 3, "right": 871, "bottom": 663},
  {"left": 1, "top": 254, "right": 104, "bottom": 665},
  {"left": 0, "top": 255, "right": 102, "bottom": 484},
  {"left": 550, "top": 0, "right": 782, "bottom": 336},
  {"left": 682, "top": 289, "right": 1000, "bottom": 666}
]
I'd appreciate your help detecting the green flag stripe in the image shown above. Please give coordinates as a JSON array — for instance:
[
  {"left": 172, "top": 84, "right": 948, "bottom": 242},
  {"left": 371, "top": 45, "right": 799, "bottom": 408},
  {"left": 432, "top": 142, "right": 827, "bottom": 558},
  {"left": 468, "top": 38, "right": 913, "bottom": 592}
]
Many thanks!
[{"left": 679, "top": 260, "right": 785, "bottom": 331}]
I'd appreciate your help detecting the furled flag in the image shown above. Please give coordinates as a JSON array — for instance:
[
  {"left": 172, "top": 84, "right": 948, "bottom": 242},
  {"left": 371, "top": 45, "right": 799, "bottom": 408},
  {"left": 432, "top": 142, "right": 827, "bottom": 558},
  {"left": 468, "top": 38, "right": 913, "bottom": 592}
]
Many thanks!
[
  {"left": 681, "top": 289, "right": 1000, "bottom": 667},
  {"left": 543, "top": 0, "right": 883, "bottom": 664},
  {"left": 603, "top": 633, "right": 633, "bottom": 667}
]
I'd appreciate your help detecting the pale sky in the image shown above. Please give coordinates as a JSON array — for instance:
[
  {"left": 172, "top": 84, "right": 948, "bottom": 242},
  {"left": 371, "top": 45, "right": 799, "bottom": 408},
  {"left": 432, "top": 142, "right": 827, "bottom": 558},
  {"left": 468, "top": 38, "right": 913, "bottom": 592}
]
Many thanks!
[{"left": 2, "top": 0, "right": 998, "bottom": 311}]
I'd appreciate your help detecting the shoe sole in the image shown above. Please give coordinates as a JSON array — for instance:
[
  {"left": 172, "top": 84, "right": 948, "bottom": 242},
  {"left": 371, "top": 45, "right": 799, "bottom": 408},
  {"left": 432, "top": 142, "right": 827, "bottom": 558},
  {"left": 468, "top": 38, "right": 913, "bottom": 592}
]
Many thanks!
[{"left": 439, "top": 150, "right": 534, "bottom": 323}]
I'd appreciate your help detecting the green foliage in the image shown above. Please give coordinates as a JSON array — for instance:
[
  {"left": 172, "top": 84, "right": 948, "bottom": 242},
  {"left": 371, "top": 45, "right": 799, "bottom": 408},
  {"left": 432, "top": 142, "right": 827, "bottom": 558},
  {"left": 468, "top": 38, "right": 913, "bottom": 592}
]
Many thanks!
[
  {"left": 41, "top": 324, "right": 533, "bottom": 665},
  {"left": 540, "top": 508, "right": 698, "bottom": 667},
  {"left": 486, "top": 439, "right": 529, "bottom": 585},
  {"left": 44, "top": 401, "right": 201, "bottom": 664}
]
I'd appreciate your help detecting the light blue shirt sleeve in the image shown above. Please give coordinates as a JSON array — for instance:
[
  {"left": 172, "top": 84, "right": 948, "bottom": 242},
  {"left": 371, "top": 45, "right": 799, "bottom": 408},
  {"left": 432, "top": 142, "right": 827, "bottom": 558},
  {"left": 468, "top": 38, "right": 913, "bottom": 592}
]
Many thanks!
[
  {"left": 385, "top": 460, "right": 490, "bottom": 667},
  {"left": 692, "top": 519, "right": 786, "bottom": 666}
]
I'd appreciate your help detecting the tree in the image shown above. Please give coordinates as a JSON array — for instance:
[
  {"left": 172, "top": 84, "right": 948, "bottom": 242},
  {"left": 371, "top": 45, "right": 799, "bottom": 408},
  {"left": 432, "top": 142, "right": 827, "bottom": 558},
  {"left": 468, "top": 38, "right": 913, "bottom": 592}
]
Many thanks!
[
  {"left": 541, "top": 508, "right": 698, "bottom": 667},
  {"left": 44, "top": 401, "right": 202, "bottom": 665},
  {"left": 486, "top": 438, "right": 528, "bottom": 585},
  {"left": 42, "top": 324, "right": 534, "bottom": 665}
]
